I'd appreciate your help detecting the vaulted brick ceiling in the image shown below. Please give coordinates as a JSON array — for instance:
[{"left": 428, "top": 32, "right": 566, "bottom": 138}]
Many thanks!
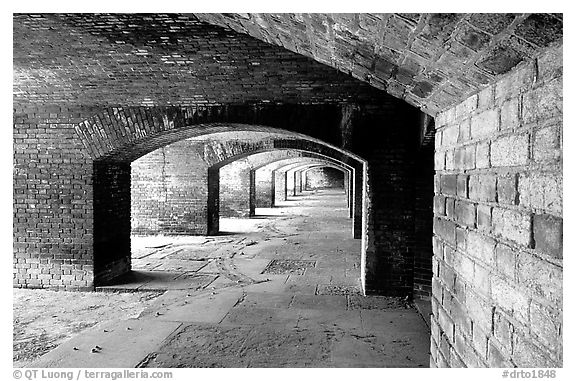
[
  {"left": 13, "top": 14, "right": 394, "bottom": 108},
  {"left": 13, "top": 13, "right": 562, "bottom": 116},
  {"left": 195, "top": 13, "right": 562, "bottom": 114}
]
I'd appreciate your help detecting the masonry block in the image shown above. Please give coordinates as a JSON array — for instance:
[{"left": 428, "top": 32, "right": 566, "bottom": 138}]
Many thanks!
[
  {"left": 536, "top": 42, "right": 563, "bottom": 83},
  {"left": 488, "top": 342, "right": 513, "bottom": 367},
  {"left": 491, "top": 276, "right": 529, "bottom": 323},
  {"left": 490, "top": 133, "right": 529, "bottom": 167},
  {"left": 437, "top": 304, "right": 455, "bottom": 342},
  {"left": 533, "top": 124, "right": 562, "bottom": 164},
  {"left": 454, "top": 330, "right": 483, "bottom": 368},
  {"left": 440, "top": 174, "right": 458, "bottom": 196},
  {"left": 466, "top": 231, "right": 495, "bottom": 266},
  {"left": 518, "top": 172, "right": 562, "bottom": 216},
  {"left": 445, "top": 150, "right": 455, "bottom": 170},
  {"left": 458, "top": 119, "right": 471, "bottom": 143},
  {"left": 529, "top": 300, "right": 561, "bottom": 352},
  {"left": 522, "top": 78, "right": 563, "bottom": 124},
  {"left": 493, "top": 310, "right": 513, "bottom": 352},
  {"left": 469, "top": 174, "right": 496, "bottom": 202},
  {"left": 517, "top": 254, "right": 562, "bottom": 306},
  {"left": 434, "top": 195, "right": 446, "bottom": 216},
  {"left": 477, "top": 85, "right": 495, "bottom": 110},
  {"left": 494, "top": 243, "right": 516, "bottom": 281},
  {"left": 442, "top": 124, "right": 459, "bottom": 146},
  {"left": 456, "top": 175, "right": 468, "bottom": 198},
  {"left": 512, "top": 333, "right": 557, "bottom": 368},
  {"left": 499, "top": 97, "right": 520, "bottom": 130},
  {"left": 434, "top": 217, "right": 456, "bottom": 246},
  {"left": 472, "top": 325, "right": 489, "bottom": 359},
  {"left": 496, "top": 175, "right": 517, "bottom": 205},
  {"left": 473, "top": 262, "right": 491, "bottom": 298},
  {"left": 464, "top": 288, "right": 492, "bottom": 333},
  {"left": 455, "top": 144, "right": 475, "bottom": 170},
  {"left": 445, "top": 198, "right": 455, "bottom": 220},
  {"left": 470, "top": 109, "right": 498, "bottom": 139},
  {"left": 492, "top": 207, "right": 532, "bottom": 247},
  {"left": 434, "top": 150, "right": 445, "bottom": 170},
  {"left": 533, "top": 214, "right": 562, "bottom": 259},
  {"left": 455, "top": 200, "right": 476, "bottom": 228},
  {"left": 495, "top": 60, "right": 535, "bottom": 101},
  {"left": 453, "top": 253, "right": 474, "bottom": 282},
  {"left": 476, "top": 204, "right": 492, "bottom": 232},
  {"left": 475, "top": 142, "right": 490, "bottom": 168}
]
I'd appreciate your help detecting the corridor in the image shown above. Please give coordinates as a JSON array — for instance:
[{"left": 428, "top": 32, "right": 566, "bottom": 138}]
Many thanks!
[{"left": 29, "top": 189, "right": 430, "bottom": 368}]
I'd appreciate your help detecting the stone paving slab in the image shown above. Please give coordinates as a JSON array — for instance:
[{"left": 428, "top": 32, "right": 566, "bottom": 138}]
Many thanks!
[
  {"left": 142, "top": 273, "right": 217, "bottom": 291},
  {"left": 144, "top": 323, "right": 253, "bottom": 368},
  {"left": 349, "top": 294, "right": 412, "bottom": 310},
  {"left": 330, "top": 332, "right": 428, "bottom": 367},
  {"left": 220, "top": 306, "right": 300, "bottom": 328},
  {"left": 290, "top": 294, "right": 348, "bottom": 311},
  {"left": 29, "top": 319, "right": 182, "bottom": 368},
  {"left": 240, "top": 276, "right": 290, "bottom": 293},
  {"left": 145, "top": 259, "right": 210, "bottom": 272},
  {"left": 294, "top": 308, "right": 363, "bottom": 333},
  {"left": 282, "top": 281, "right": 318, "bottom": 295},
  {"left": 151, "top": 289, "right": 244, "bottom": 323},
  {"left": 360, "top": 309, "right": 431, "bottom": 335},
  {"left": 230, "top": 258, "right": 271, "bottom": 278},
  {"left": 242, "top": 326, "right": 333, "bottom": 368},
  {"left": 239, "top": 292, "right": 294, "bottom": 309}
]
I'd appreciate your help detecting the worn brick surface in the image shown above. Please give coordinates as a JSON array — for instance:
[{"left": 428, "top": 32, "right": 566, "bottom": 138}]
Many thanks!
[{"left": 433, "top": 42, "right": 563, "bottom": 368}]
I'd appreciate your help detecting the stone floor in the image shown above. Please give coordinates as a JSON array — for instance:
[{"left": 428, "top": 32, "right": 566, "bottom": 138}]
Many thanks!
[{"left": 30, "top": 189, "right": 430, "bottom": 368}]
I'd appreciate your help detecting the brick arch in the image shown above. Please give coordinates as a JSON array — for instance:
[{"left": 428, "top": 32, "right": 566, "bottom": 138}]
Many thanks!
[
  {"left": 262, "top": 158, "right": 353, "bottom": 216},
  {"left": 253, "top": 153, "right": 363, "bottom": 239},
  {"left": 272, "top": 161, "right": 351, "bottom": 201},
  {"left": 75, "top": 105, "right": 365, "bottom": 163},
  {"left": 252, "top": 155, "right": 353, "bottom": 209},
  {"left": 86, "top": 112, "right": 369, "bottom": 287},
  {"left": 217, "top": 150, "right": 349, "bottom": 219},
  {"left": 205, "top": 146, "right": 365, "bottom": 236},
  {"left": 297, "top": 163, "right": 349, "bottom": 190}
]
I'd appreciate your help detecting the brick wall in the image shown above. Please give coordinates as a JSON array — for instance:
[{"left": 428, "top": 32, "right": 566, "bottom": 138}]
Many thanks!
[
  {"left": 219, "top": 158, "right": 252, "bottom": 218},
  {"left": 413, "top": 143, "right": 435, "bottom": 300},
  {"left": 352, "top": 103, "right": 426, "bottom": 296},
  {"left": 94, "top": 162, "right": 131, "bottom": 284},
  {"left": 430, "top": 42, "right": 562, "bottom": 368},
  {"left": 304, "top": 167, "right": 344, "bottom": 189},
  {"left": 13, "top": 105, "right": 98, "bottom": 290},
  {"left": 131, "top": 140, "right": 209, "bottom": 235}
]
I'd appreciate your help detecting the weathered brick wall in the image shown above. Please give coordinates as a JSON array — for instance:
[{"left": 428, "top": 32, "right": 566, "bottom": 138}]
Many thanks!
[
  {"left": 219, "top": 158, "right": 252, "bottom": 218},
  {"left": 430, "top": 42, "right": 562, "bottom": 367},
  {"left": 13, "top": 106, "right": 99, "bottom": 290},
  {"left": 352, "top": 103, "right": 425, "bottom": 296},
  {"left": 94, "top": 162, "right": 131, "bottom": 284},
  {"left": 131, "top": 141, "right": 209, "bottom": 235},
  {"left": 304, "top": 167, "right": 344, "bottom": 189},
  {"left": 294, "top": 170, "right": 303, "bottom": 195},
  {"left": 413, "top": 143, "right": 435, "bottom": 300},
  {"left": 273, "top": 169, "right": 287, "bottom": 205},
  {"left": 255, "top": 165, "right": 277, "bottom": 208}
]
